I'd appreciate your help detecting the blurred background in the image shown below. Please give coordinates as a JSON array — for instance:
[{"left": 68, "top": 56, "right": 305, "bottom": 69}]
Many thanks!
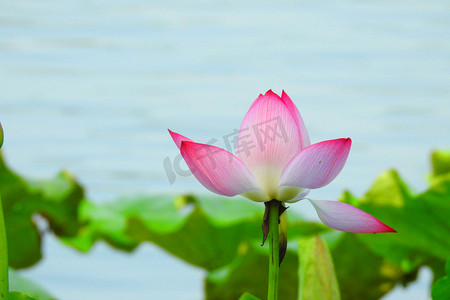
[{"left": 0, "top": 0, "right": 449, "bottom": 299}]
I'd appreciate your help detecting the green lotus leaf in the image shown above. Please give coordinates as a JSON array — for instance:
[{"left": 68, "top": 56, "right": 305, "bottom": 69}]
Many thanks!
[
  {"left": 431, "top": 258, "right": 450, "bottom": 300},
  {"left": 352, "top": 170, "right": 450, "bottom": 274},
  {"left": 9, "top": 270, "right": 55, "bottom": 300},
  {"left": 64, "top": 194, "right": 326, "bottom": 270},
  {"left": 0, "top": 152, "right": 83, "bottom": 268},
  {"left": 7, "top": 292, "right": 36, "bottom": 300}
]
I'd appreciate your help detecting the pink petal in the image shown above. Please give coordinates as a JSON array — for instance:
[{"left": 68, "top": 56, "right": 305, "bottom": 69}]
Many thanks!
[
  {"left": 236, "top": 90, "right": 302, "bottom": 198},
  {"left": 180, "top": 141, "right": 261, "bottom": 197},
  {"left": 279, "top": 138, "right": 352, "bottom": 189},
  {"left": 281, "top": 91, "right": 310, "bottom": 149},
  {"left": 308, "top": 199, "right": 396, "bottom": 233},
  {"left": 168, "top": 129, "right": 192, "bottom": 149}
]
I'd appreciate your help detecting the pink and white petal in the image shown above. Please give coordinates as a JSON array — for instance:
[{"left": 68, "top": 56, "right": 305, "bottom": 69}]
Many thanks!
[
  {"left": 168, "top": 129, "right": 193, "bottom": 149},
  {"left": 236, "top": 90, "right": 302, "bottom": 198},
  {"left": 308, "top": 199, "right": 396, "bottom": 233},
  {"left": 180, "top": 141, "right": 261, "bottom": 197},
  {"left": 279, "top": 138, "right": 352, "bottom": 189},
  {"left": 281, "top": 91, "right": 310, "bottom": 149}
]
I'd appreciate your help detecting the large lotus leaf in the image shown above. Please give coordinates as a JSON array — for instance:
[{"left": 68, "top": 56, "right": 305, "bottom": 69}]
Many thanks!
[
  {"left": 63, "top": 194, "right": 326, "bottom": 270},
  {"left": 331, "top": 232, "right": 412, "bottom": 300},
  {"left": 25, "top": 172, "right": 83, "bottom": 237},
  {"left": 0, "top": 152, "right": 83, "bottom": 268},
  {"left": 350, "top": 170, "right": 450, "bottom": 274},
  {"left": 60, "top": 199, "right": 138, "bottom": 252},
  {"left": 299, "top": 235, "right": 340, "bottom": 300},
  {"left": 197, "top": 195, "right": 329, "bottom": 236},
  {"left": 205, "top": 243, "right": 298, "bottom": 300},
  {"left": 432, "top": 258, "right": 450, "bottom": 300},
  {"left": 3, "top": 212, "right": 41, "bottom": 271},
  {"left": 130, "top": 196, "right": 326, "bottom": 270},
  {"left": 205, "top": 230, "right": 417, "bottom": 300},
  {"left": 63, "top": 194, "right": 262, "bottom": 264},
  {"left": 7, "top": 292, "right": 36, "bottom": 300},
  {"left": 126, "top": 197, "right": 263, "bottom": 270},
  {"left": 9, "top": 270, "right": 54, "bottom": 300}
]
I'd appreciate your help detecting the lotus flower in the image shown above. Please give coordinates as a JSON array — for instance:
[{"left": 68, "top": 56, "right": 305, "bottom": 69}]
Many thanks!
[{"left": 169, "top": 90, "right": 395, "bottom": 234}]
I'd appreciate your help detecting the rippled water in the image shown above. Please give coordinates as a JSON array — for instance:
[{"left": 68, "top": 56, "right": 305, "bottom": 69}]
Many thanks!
[{"left": 1, "top": 0, "right": 449, "bottom": 299}]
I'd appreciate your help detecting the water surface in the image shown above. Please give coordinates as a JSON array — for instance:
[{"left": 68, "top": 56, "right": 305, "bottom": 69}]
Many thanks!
[{"left": 0, "top": 0, "right": 449, "bottom": 299}]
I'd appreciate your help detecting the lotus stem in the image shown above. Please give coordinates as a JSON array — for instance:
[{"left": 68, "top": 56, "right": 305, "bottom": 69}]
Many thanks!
[
  {"left": 0, "top": 198, "right": 8, "bottom": 299},
  {"left": 267, "top": 200, "right": 279, "bottom": 300}
]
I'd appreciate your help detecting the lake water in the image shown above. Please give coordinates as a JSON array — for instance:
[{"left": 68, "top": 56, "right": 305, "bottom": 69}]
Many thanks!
[{"left": 0, "top": 0, "right": 449, "bottom": 299}]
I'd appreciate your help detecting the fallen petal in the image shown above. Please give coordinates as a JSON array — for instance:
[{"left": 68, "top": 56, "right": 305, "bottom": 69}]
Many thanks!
[{"left": 308, "top": 199, "right": 396, "bottom": 233}]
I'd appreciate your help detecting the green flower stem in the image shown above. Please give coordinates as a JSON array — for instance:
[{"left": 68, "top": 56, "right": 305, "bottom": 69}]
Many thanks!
[
  {"left": 0, "top": 124, "right": 6, "bottom": 299},
  {"left": 0, "top": 197, "right": 8, "bottom": 299},
  {"left": 267, "top": 200, "right": 280, "bottom": 300}
]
